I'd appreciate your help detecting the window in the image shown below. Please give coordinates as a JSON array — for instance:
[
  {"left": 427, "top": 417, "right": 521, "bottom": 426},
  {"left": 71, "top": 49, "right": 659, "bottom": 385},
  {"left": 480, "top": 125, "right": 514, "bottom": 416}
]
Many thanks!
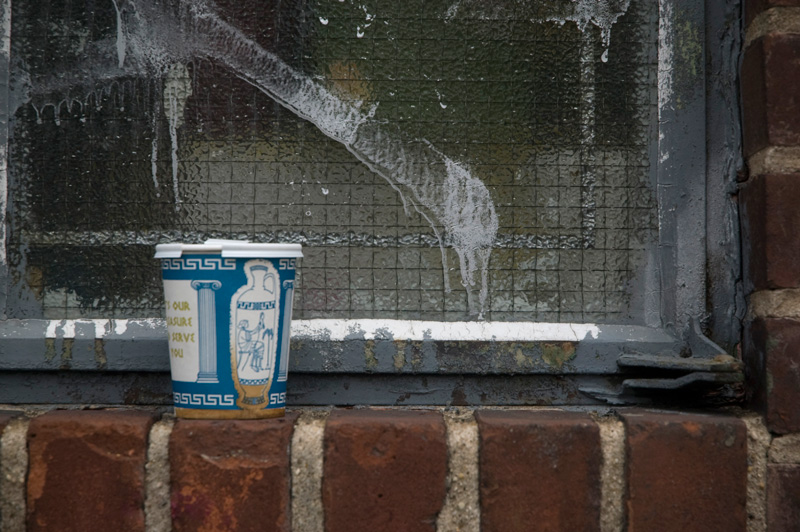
[{"left": 0, "top": 0, "right": 742, "bottom": 405}]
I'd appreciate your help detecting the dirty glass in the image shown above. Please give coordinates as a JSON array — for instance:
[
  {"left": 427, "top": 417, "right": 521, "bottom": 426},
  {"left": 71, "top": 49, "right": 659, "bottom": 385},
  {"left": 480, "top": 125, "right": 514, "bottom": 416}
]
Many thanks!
[{"left": 7, "top": 0, "right": 658, "bottom": 323}]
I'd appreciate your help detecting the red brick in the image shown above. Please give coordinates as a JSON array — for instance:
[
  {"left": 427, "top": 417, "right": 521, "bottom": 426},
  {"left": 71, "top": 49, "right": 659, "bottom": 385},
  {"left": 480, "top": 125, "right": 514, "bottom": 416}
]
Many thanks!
[
  {"left": 169, "top": 414, "right": 297, "bottom": 532},
  {"left": 26, "top": 409, "right": 156, "bottom": 532},
  {"left": 476, "top": 410, "right": 601, "bottom": 532},
  {"left": 746, "top": 0, "right": 800, "bottom": 25},
  {"left": 622, "top": 411, "right": 748, "bottom": 532},
  {"left": 742, "top": 35, "right": 800, "bottom": 156},
  {"left": 768, "top": 464, "right": 800, "bottom": 532},
  {"left": 323, "top": 409, "right": 447, "bottom": 532},
  {"left": 744, "top": 318, "right": 800, "bottom": 433},
  {"left": 740, "top": 174, "right": 800, "bottom": 291}
]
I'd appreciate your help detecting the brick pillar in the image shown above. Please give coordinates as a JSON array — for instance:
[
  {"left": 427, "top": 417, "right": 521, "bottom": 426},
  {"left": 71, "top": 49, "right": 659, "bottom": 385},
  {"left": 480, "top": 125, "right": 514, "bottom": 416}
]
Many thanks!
[{"left": 741, "top": 1, "right": 800, "bottom": 434}]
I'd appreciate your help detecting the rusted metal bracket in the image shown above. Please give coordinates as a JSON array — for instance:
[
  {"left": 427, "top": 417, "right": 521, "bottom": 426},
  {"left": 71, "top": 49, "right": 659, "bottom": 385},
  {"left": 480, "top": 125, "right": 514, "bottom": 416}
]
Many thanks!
[{"left": 580, "top": 319, "right": 744, "bottom": 405}]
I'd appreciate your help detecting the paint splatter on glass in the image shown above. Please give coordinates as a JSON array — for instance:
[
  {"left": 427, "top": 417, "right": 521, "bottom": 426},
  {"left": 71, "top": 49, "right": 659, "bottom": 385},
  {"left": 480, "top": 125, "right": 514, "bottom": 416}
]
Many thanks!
[{"left": 7, "top": 0, "right": 658, "bottom": 322}]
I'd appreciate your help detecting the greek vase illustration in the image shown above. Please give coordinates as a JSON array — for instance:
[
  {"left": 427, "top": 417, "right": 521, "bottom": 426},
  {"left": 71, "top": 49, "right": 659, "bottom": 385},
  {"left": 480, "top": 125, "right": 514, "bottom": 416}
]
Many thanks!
[{"left": 230, "top": 260, "right": 279, "bottom": 409}]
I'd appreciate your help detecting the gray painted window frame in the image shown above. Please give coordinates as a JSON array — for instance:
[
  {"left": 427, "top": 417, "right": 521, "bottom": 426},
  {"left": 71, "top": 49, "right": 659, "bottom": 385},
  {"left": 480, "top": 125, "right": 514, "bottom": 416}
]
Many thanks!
[{"left": 0, "top": 0, "right": 744, "bottom": 405}]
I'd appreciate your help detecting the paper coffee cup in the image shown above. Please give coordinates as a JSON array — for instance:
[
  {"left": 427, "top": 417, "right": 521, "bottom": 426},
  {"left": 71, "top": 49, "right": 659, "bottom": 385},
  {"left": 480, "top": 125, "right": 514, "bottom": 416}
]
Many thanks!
[{"left": 155, "top": 240, "right": 302, "bottom": 419}]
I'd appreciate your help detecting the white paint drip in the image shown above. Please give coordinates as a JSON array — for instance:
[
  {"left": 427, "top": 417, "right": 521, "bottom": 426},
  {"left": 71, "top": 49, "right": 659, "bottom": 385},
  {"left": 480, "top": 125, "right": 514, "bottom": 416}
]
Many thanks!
[
  {"left": 579, "top": 29, "right": 597, "bottom": 244},
  {"left": 163, "top": 63, "right": 192, "bottom": 209},
  {"left": 446, "top": 0, "right": 632, "bottom": 60},
  {"left": 111, "top": 0, "right": 127, "bottom": 68},
  {"left": 112, "top": 0, "right": 499, "bottom": 315},
  {"left": 658, "top": 0, "right": 674, "bottom": 170},
  {"left": 150, "top": 80, "right": 161, "bottom": 193}
]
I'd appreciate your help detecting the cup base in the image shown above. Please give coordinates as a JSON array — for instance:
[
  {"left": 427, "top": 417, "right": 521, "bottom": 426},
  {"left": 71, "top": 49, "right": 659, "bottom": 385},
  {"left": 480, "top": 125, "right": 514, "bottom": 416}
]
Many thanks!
[{"left": 174, "top": 407, "right": 285, "bottom": 419}]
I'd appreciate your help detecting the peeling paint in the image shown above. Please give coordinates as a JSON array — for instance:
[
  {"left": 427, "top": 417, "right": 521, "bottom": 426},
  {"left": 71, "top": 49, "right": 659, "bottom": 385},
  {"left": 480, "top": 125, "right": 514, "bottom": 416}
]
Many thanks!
[
  {"left": 43, "top": 318, "right": 158, "bottom": 339},
  {"left": 290, "top": 319, "right": 602, "bottom": 343}
]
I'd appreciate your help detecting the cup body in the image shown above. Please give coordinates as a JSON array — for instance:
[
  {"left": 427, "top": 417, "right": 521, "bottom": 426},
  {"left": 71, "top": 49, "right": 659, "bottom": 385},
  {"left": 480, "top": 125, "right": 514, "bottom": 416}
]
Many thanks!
[{"left": 156, "top": 242, "right": 301, "bottom": 419}]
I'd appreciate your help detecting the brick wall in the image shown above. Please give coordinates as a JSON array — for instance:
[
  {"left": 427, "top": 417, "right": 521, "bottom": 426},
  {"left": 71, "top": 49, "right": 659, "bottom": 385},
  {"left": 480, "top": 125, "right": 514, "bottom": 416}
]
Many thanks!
[
  {"left": 738, "top": 3, "right": 800, "bottom": 528},
  {"left": 0, "top": 407, "right": 798, "bottom": 531},
  {"left": 741, "top": 0, "right": 800, "bottom": 435}
]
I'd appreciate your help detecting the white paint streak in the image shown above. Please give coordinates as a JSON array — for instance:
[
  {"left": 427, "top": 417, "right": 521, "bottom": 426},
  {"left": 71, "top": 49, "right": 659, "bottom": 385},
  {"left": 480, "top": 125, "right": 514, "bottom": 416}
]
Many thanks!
[
  {"left": 45, "top": 320, "right": 60, "bottom": 339},
  {"left": 290, "top": 319, "right": 602, "bottom": 342},
  {"left": 37, "top": 318, "right": 672, "bottom": 343},
  {"left": 656, "top": 1, "right": 674, "bottom": 168},
  {"left": 114, "top": 319, "right": 129, "bottom": 335},
  {"left": 93, "top": 319, "right": 110, "bottom": 338},
  {"left": 45, "top": 318, "right": 134, "bottom": 338},
  {"left": 151, "top": 82, "right": 161, "bottom": 193},
  {"left": 658, "top": 1, "right": 674, "bottom": 122},
  {"left": 0, "top": 0, "right": 10, "bottom": 272}
]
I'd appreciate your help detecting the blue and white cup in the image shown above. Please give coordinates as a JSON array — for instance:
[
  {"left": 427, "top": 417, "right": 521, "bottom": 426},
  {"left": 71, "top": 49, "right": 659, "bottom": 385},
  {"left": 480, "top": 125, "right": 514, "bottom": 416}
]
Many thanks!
[{"left": 155, "top": 240, "right": 302, "bottom": 419}]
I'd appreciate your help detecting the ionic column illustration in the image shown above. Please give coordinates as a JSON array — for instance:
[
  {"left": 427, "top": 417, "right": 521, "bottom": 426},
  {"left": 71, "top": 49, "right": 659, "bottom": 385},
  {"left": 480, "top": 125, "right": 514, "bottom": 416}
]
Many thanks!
[
  {"left": 278, "top": 280, "right": 294, "bottom": 382},
  {"left": 191, "top": 280, "right": 222, "bottom": 383}
]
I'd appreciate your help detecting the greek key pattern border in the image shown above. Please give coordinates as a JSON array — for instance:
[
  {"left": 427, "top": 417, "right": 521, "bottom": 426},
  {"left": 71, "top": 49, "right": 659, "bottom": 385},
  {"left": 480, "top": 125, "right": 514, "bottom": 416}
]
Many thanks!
[
  {"left": 173, "top": 392, "right": 236, "bottom": 407},
  {"left": 162, "top": 258, "right": 237, "bottom": 271}
]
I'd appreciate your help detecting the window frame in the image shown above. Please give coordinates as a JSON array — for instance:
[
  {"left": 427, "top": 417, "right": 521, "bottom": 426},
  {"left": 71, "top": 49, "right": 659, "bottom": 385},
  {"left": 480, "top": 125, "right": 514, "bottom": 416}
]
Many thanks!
[{"left": 0, "top": 0, "right": 744, "bottom": 406}]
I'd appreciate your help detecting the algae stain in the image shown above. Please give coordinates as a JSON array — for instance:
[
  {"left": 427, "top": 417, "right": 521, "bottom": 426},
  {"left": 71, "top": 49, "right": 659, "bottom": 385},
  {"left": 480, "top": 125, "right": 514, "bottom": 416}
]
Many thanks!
[
  {"left": 673, "top": 11, "right": 702, "bottom": 109},
  {"left": 541, "top": 342, "right": 577, "bottom": 369},
  {"left": 410, "top": 341, "right": 424, "bottom": 370},
  {"left": 60, "top": 338, "right": 74, "bottom": 369},
  {"left": 393, "top": 340, "right": 406, "bottom": 371},
  {"left": 514, "top": 347, "right": 534, "bottom": 369},
  {"left": 94, "top": 338, "right": 108, "bottom": 370},
  {"left": 364, "top": 339, "right": 378, "bottom": 370},
  {"left": 677, "top": 18, "right": 701, "bottom": 79},
  {"left": 766, "top": 335, "right": 782, "bottom": 353},
  {"left": 44, "top": 338, "right": 57, "bottom": 362}
]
